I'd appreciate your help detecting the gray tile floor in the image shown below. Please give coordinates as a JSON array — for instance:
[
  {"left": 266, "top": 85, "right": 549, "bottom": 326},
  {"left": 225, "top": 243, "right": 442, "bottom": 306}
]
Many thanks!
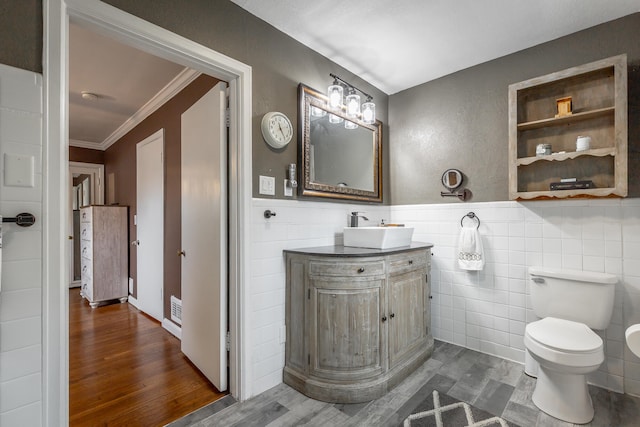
[{"left": 169, "top": 341, "right": 640, "bottom": 427}]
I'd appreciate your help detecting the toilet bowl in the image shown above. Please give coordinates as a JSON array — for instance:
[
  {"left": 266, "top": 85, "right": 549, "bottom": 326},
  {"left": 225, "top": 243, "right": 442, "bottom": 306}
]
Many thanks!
[
  {"left": 626, "top": 324, "right": 640, "bottom": 358},
  {"left": 524, "top": 267, "right": 617, "bottom": 424},
  {"left": 524, "top": 317, "right": 604, "bottom": 424}
]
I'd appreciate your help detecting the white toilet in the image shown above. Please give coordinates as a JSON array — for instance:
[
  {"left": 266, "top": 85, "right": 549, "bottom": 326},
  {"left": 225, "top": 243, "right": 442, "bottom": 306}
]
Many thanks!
[{"left": 524, "top": 267, "right": 617, "bottom": 424}]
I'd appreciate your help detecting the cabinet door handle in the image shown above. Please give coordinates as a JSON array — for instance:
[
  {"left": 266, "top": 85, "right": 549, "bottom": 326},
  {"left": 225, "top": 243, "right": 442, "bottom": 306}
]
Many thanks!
[
  {"left": 390, "top": 313, "right": 395, "bottom": 319},
  {"left": 357, "top": 267, "right": 365, "bottom": 273},
  {"left": 381, "top": 315, "right": 387, "bottom": 322},
  {"left": 408, "top": 260, "right": 413, "bottom": 265}
]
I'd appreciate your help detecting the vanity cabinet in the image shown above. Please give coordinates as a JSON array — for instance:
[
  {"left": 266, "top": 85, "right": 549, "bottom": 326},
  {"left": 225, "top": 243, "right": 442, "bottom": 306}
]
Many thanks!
[
  {"left": 80, "top": 205, "right": 129, "bottom": 308},
  {"left": 284, "top": 244, "right": 433, "bottom": 403},
  {"left": 508, "top": 54, "right": 627, "bottom": 200}
]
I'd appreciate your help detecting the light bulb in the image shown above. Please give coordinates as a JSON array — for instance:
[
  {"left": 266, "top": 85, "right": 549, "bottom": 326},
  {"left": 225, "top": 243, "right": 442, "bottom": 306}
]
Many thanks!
[
  {"left": 327, "top": 84, "right": 343, "bottom": 111},
  {"left": 362, "top": 101, "right": 375, "bottom": 124},
  {"left": 345, "top": 93, "right": 360, "bottom": 118}
]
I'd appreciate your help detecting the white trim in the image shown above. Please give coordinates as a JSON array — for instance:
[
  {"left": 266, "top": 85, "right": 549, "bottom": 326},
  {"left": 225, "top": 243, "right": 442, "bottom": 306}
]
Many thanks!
[
  {"left": 69, "top": 138, "right": 100, "bottom": 149},
  {"left": 45, "top": 0, "right": 253, "bottom": 425},
  {"left": 69, "top": 161, "right": 105, "bottom": 205},
  {"left": 127, "top": 295, "right": 140, "bottom": 309},
  {"left": 101, "top": 67, "right": 201, "bottom": 150},
  {"left": 162, "top": 318, "right": 182, "bottom": 339}
]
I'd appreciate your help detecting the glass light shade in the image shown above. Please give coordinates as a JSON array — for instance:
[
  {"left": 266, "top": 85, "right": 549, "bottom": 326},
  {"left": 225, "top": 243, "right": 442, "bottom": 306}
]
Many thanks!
[
  {"left": 327, "top": 84, "right": 343, "bottom": 111},
  {"left": 311, "top": 106, "right": 327, "bottom": 117},
  {"left": 362, "top": 101, "right": 375, "bottom": 124},
  {"left": 345, "top": 119, "right": 358, "bottom": 130},
  {"left": 345, "top": 93, "right": 360, "bottom": 118},
  {"left": 329, "top": 113, "right": 343, "bottom": 124}
]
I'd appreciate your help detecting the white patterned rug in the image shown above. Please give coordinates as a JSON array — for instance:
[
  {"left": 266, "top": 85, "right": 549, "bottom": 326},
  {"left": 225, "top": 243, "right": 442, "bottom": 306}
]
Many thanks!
[{"left": 403, "top": 391, "right": 514, "bottom": 427}]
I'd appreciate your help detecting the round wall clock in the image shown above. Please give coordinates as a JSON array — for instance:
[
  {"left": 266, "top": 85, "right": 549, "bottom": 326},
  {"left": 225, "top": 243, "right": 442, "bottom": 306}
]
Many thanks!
[{"left": 261, "top": 111, "right": 293, "bottom": 149}]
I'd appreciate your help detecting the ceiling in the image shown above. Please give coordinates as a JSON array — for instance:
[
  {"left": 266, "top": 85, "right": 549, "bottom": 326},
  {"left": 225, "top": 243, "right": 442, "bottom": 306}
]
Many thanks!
[
  {"left": 231, "top": 0, "right": 640, "bottom": 94},
  {"left": 70, "top": 2, "right": 640, "bottom": 150},
  {"left": 69, "top": 23, "right": 188, "bottom": 148}
]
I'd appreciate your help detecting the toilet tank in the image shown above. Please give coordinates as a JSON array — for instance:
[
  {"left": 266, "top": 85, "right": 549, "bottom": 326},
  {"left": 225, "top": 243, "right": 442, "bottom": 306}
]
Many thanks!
[{"left": 529, "top": 267, "right": 617, "bottom": 330}]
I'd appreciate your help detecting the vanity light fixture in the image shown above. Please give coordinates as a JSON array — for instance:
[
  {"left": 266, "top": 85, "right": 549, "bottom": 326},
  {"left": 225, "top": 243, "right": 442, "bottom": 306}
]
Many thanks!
[{"left": 326, "top": 73, "right": 376, "bottom": 127}]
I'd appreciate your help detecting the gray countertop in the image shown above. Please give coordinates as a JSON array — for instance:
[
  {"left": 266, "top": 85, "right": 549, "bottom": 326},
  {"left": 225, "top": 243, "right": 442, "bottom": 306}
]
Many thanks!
[{"left": 284, "top": 242, "right": 433, "bottom": 257}]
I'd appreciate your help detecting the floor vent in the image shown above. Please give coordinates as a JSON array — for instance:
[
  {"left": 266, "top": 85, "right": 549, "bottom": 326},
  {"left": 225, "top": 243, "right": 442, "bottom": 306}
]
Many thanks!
[{"left": 170, "top": 295, "right": 182, "bottom": 325}]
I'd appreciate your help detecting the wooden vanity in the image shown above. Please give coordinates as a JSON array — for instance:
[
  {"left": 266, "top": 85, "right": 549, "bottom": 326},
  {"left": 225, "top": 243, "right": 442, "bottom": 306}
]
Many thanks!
[{"left": 284, "top": 243, "right": 434, "bottom": 403}]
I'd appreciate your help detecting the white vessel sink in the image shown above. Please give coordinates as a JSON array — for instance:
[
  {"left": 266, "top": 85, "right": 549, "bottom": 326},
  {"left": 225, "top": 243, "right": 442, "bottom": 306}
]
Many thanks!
[{"left": 343, "top": 227, "right": 414, "bottom": 249}]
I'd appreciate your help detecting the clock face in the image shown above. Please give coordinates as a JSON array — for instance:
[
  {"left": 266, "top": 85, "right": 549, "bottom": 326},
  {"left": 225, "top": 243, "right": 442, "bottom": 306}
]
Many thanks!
[{"left": 261, "top": 112, "right": 293, "bottom": 149}]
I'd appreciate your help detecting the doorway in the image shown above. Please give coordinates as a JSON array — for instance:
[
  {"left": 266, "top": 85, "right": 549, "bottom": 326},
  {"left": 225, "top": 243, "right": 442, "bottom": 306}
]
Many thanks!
[
  {"left": 44, "top": 1, "right": 253, "bottom": 424},
  {"left": 68, "top": 161, "right": 104, "bottom": 288}
]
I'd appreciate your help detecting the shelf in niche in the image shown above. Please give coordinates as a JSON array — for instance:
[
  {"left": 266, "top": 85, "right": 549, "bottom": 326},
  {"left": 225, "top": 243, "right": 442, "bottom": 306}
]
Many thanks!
[
  {"left": 516, "top": 107, "right": 614, "bottom": 131},
  {"left": 515, "top": 187, "right": 618, "bottom": 200},
  {"left": 516, "top": 147, "right": 616, "bottom": 166}
]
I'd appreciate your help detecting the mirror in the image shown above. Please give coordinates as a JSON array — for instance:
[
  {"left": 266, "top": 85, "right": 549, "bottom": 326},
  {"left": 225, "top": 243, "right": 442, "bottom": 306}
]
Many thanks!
[{"left": 298, "top": 83, "right": 382, "bottom": 202}]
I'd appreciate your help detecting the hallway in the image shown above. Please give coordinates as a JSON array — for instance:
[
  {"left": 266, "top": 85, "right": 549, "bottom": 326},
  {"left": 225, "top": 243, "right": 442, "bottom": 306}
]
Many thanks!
[{"left": 69, "top": 289, "right": 226, "bottom": 426}]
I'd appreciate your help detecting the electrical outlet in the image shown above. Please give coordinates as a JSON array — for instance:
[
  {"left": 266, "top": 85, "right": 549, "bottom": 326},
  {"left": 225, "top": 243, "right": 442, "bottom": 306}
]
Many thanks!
[
  {"left": 259, "top": 175, "right": 276, "bottom": 195},
  {"left": 284, "top": 179, "right": 293, "bottom": 197}
]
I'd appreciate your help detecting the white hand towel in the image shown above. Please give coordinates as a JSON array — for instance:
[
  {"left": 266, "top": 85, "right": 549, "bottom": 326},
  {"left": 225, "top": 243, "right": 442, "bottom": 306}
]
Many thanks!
[{"left": 457, "top": 223, "right": 484, "bottom": 271}]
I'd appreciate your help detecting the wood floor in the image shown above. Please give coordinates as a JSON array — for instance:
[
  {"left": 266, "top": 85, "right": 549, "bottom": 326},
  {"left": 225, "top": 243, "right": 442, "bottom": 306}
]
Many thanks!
[{"left": 69, "top": 289, "right": 226, "bottom": 426}]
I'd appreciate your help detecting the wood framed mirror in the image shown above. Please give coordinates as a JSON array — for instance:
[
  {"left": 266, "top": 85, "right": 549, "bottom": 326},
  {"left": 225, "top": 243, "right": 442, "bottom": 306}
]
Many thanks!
[{"left": 298, "top": 83, "right": 382, "bottom": 202}]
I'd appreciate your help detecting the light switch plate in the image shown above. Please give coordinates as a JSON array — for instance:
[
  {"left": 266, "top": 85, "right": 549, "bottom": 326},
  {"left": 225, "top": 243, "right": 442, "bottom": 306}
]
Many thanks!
[
  {"left": 4, "top": 153, "right": 34, "bottom": 187},
  {"left": 259, "top": 175, "right": 275, "bottom": 195}
]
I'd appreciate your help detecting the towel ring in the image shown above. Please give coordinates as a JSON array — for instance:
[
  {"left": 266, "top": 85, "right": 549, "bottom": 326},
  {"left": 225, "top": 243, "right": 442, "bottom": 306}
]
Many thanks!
[{"left": 461, "top": 212, "right": 480, "bottom": 229}]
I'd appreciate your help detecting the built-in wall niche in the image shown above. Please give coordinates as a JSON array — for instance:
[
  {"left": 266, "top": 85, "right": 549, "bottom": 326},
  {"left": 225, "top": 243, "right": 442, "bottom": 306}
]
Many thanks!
[{"left": 508, "top": 54, "right": 627, "bottom": 200}]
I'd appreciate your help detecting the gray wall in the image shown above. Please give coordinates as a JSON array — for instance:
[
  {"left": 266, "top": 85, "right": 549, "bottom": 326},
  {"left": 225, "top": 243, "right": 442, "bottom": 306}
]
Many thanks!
[
  {"left": 0, "top": 0, "right": 42, "bottom": 73},
  {"left": 389, "top": 13, "right": 640, "bottom": 204},
  {"left": 100, "top": 0, "right": 390, "bottom": 202}
]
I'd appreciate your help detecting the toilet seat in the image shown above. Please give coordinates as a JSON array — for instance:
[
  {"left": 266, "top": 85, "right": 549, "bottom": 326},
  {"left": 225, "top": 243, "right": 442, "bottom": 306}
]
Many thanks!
[{"left": 525, "top": 317, "right": 603, "bottom": 367}]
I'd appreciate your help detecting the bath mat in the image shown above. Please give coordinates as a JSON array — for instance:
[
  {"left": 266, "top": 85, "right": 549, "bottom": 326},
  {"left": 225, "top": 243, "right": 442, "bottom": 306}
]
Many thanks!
[{"left": 403, "top": 390, "right": 515, "bottom": 427}]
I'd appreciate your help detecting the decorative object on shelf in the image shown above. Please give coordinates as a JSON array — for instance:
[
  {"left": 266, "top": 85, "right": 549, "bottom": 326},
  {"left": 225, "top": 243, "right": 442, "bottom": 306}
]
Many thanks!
[
  {"left": 327, "top": 73, "right": 375, "bottom": 126},
  {"left": 457, "top": 212, "right": 484, "bottom": 271},
  {"left": 261, "top": 111, "right": 293, "bottom": 149},
  {"left": 550, "top": 180, "right": 594, "bottom": 191},
  {"left": 536, "top": 143, "right": 552, "bottom": 157},
  {"left": 440, "top": 168, "right": 472, "bottom": 201},
  {"left": 508, "top": 54, "right": 627, "bottom": 200},
  {"left": 555, "top": 96, "right": 573, "bottom": 118},
  {"left": 576, "top": 135, "right": 591, "bottom": 152}
]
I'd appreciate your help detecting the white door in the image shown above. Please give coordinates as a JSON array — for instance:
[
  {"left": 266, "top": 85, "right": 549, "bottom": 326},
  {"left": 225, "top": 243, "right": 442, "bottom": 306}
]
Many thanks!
[
  {"left": 180, "top": 82, "right": 228, "bottom": 391},
  {"left": 136, "top": 129, "right": 165, "bottom": 321}
]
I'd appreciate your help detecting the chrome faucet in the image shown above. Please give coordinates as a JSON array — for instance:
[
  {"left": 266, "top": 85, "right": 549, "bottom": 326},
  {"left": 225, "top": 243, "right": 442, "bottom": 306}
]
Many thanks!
[{"left": 350, "top": 211, "right": 369, "bottom": 227}]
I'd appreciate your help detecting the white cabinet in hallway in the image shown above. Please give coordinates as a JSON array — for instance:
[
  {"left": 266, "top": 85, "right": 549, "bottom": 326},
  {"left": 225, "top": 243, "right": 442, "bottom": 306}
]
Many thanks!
[{"left": 80, "top": 205, "right": 129, "bottom": 308}]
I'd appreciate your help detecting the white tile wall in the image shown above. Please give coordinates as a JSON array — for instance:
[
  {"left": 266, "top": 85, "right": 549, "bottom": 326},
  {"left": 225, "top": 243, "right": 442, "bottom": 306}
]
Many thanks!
[
  {"left": 250, "top": 197, "right": 640, "bottom": 397},
  {"left": 0, "top": 64, "right": 43, "bottom": 426},
  {"left": 249, "top": 198, "right": 389, "bottom": 396},
  {"left": 391, "top": 198, "right": 640, "bottom": 395}
]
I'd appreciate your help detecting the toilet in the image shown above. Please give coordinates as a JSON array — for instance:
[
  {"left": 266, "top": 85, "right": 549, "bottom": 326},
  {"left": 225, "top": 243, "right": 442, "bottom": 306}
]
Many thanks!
[{"left": 524, "top": 267, "right": 617, "bottom": 424}]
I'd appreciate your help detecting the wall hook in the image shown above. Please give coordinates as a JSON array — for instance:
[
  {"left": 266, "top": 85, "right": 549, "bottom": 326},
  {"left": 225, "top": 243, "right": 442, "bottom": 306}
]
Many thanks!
[{"left": 264, "top": 210, "right": 277, "bottom": 219}]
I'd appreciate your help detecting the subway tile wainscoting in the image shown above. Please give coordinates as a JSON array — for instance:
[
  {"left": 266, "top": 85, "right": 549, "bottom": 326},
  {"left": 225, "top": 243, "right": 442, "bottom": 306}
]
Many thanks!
[
  {"left": 250, "top": 197, "right": 640, "bottom": 400},
  {"left": 0, "top": 64, "right": 43, "bottom": 425}
]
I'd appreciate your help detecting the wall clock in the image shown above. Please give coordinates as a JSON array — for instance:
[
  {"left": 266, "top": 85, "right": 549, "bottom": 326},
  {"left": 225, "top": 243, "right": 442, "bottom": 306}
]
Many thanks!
[{"left": 261, "top": 111, "right": 293, "bottom": 149}]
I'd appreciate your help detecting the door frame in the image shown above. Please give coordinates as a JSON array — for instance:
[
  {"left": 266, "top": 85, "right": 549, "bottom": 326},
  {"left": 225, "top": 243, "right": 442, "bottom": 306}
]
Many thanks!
[
  {"left": 43, "top": 0, "right": 253, "bottom": 424},
  {"left": 68, "top": 161, "right": 104, "bottom": 287},
  {"left": 134, "top": 129, "right": 165, "bottom": 320}
]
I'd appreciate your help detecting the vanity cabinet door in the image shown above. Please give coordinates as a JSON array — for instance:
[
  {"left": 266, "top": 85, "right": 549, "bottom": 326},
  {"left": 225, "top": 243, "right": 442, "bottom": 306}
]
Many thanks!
[
  {"left": 309, "top": 277, "right": 385, "bottom": 382},
  {"left": 388, "top": 266, "right": 428, "bottom": 368}
]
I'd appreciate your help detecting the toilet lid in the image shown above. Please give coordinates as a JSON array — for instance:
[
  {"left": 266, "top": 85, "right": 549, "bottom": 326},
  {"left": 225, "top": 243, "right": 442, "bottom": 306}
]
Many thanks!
[{"left": 526, "top": 317, "right": 602, "bottom": 353}]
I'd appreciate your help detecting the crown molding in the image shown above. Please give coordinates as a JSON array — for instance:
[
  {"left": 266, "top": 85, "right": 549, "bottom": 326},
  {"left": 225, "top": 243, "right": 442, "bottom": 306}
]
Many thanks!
[
  {"left": 99, "top": 67, "right": 201, "bottom": 150},
  {"left": 69, "top": 138, "right": 102, "bottom": 149}
]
